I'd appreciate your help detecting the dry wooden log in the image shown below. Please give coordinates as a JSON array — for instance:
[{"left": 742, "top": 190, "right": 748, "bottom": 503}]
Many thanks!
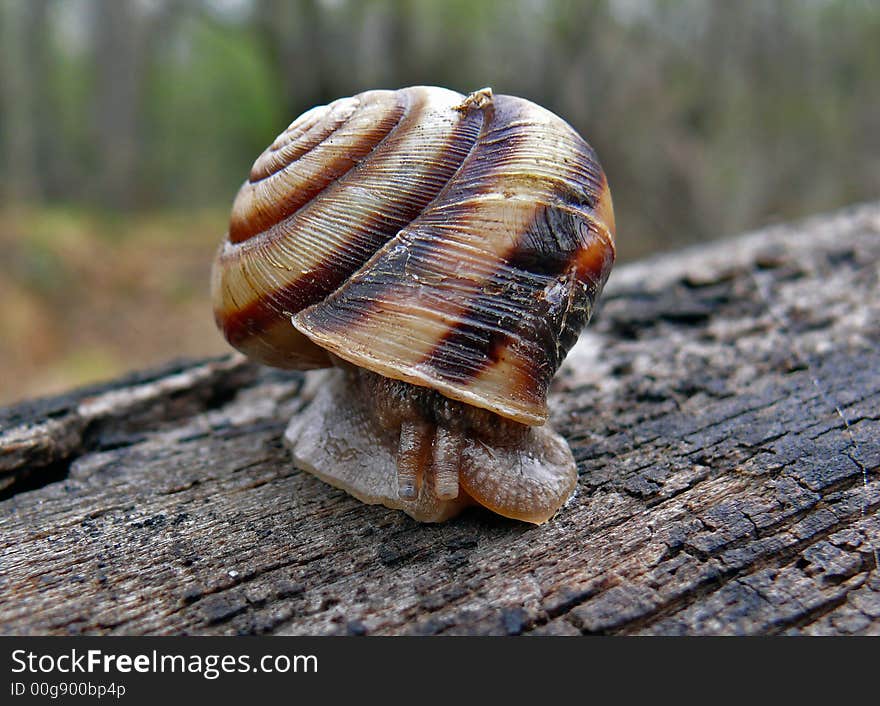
[{"left": 1, "top": 203, "right": 878, "bottom": 636}]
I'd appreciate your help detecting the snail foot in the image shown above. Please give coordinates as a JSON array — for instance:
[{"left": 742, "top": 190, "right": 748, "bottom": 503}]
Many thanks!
[
  {"left": 285, "top": 369, "right": 471, "bottom": 522},
  {"left": 285, "top": 368, "right": 577, "bottom": 524},
  {"left": 395, "top": 420, "right": 462, "bottom": 501}
]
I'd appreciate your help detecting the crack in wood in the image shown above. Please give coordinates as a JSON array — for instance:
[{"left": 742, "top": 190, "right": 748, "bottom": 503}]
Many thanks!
[{"left": 1, "top": 203, "right": 879, "bottom": 635}]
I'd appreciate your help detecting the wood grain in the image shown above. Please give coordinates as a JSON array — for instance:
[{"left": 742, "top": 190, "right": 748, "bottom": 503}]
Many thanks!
[{"left": 1, "top": 203, "right": 878, "bottom": 635}]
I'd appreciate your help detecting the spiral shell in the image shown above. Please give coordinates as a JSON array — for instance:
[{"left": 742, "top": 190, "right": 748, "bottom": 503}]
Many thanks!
[{"left": 212, "top": 85, "right": 615, "bottom": 428}]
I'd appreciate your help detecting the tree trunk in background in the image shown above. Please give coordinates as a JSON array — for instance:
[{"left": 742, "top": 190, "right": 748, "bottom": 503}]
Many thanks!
[
  {"left": 255, "top": 0, "right": 332, "bottom": 118},
  {"left": 92, "top": 0, "right": 145, "bottom": 209},
  {"left": 386, "top": 0, "right": 416, "bottom": 88},
  {"left": 91, "top": 0, "right": 182, "bottom": 210},
  {"left": 0, "top": 0, "right": 51, "bottom": 204}
]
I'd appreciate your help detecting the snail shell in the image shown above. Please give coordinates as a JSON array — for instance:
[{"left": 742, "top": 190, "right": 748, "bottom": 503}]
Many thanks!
[{"left": 212, "top": 86, "right": 615, "bottom": 523}]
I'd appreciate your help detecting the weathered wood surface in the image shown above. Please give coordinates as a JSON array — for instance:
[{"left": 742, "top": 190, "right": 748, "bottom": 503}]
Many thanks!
[{"left": 1, "top": 204, "right": 878, "bottom": 636}]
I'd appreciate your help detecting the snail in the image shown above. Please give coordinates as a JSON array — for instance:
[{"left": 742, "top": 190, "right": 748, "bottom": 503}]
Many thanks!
[{"left": 211, "top": 86, "right": 615, "bottom": 524}]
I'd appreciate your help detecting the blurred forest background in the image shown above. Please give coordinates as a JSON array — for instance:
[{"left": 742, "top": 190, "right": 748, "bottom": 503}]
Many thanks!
[{"left": 1, "top": 0, "right": 878, "bottom": 404}]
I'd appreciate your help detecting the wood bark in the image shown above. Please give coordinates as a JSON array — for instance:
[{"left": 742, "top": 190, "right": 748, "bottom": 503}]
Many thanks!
[{"left": 1, "top": 204, "right": 879, "bottom": 636}]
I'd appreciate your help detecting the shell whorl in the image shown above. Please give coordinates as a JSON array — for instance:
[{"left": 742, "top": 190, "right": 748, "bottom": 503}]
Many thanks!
[{"left": 212, "top": 85, "right": 615, "bottom": 425}]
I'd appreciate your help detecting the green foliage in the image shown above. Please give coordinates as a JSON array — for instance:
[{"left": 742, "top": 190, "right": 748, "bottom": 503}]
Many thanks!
[
  {"left": 145, "top": 15, "right": 284, "bottom": 206},
  {"left": 1, "top": 0, "right": 879, "bottom": 255}
]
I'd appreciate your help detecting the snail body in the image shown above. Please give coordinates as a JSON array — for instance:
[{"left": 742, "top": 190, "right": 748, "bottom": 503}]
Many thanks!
[{"left": 212, "top": 86, "right": 615, "bottom": 523}]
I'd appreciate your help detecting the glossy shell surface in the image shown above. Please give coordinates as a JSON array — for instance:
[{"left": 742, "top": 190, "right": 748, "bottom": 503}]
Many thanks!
[{"left": 212, "top": 85, "right": 615, "bottom": 425}]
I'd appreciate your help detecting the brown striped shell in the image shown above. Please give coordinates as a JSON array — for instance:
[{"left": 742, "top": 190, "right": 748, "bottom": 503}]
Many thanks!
[{"left": 212, "top": 86, "right": 615, "bottom": 523}]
